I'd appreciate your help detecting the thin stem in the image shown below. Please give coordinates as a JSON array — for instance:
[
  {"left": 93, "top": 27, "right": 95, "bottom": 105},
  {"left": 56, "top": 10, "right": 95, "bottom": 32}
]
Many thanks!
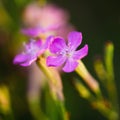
[
  {"left": 36, "top": 57, "right": 68, "bottom": 120},
  {"left": 73, "top": 79, "right": 118, "bottom": 120},
  {"left": 75, "top": 60, "right": 102, "bottom": 97},
  {"left": 36, "top": 57, "right": 64, "bottom": 100},
  {"left": 28, "top": 97, "right": 49, "bottom": 120},
  {"left": 92, "top": 100, "right": 118, "bottom": 120},
  {"left": 104, "top": 42, "right": 119, "bottom": 117}
]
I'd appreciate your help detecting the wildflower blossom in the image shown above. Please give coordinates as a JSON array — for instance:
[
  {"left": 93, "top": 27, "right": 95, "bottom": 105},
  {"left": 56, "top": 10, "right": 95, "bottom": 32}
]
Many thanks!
[
  {"left": 22, "top": 3, "right": 74, "bottom": 39},
  {"left": 13, "top": 39, "right": 48, "bottom": 66},
  {"left": 23, "top": 3, "right": 69, "bottom": 27},
  {"left": 47, "top": 31, "right": 88, "bottom": 72}
]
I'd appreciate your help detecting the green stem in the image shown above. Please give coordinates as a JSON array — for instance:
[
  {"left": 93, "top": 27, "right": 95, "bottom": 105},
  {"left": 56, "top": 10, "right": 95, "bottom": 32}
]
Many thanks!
[
  {"left": 73, "top": 79, "right": 118, "bottom": 120},
  {"left": 75, "top": 60, "right": 102, "bottom": 98},
  {"left": 36, "top": 57, "right": 63, "bottom": 100},
  {"left": 36, "top": 57, "right": 68, "bottom": 120},
  {"left": 92, "top": 100, "right": 118, "bottom": 120},
  {"left": 104, "top": 42, "right": 119, "bottom": 118},
  {"left": 28, "top": 97, "right": 49, "bottom": 120}
]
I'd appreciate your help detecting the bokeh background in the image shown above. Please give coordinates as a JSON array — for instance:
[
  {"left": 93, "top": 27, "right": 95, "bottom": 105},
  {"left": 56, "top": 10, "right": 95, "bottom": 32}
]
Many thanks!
[{"left": 0, "top": 0, "right": 120, "bottom": 120}]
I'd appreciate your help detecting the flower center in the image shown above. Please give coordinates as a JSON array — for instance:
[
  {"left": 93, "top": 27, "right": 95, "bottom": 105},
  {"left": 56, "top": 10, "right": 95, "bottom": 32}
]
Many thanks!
[
  {"left": 59, "top": 46, "right": 73, "bottom": 58},
  {"left": 25, "top": 41, "right": 40, "bottom": 56}
]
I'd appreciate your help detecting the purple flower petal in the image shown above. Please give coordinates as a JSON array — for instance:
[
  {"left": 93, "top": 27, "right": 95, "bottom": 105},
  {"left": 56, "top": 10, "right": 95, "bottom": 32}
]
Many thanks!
[
  {"left": 43, "top": 36, "right": 54, "bottom": 49},
  {"left": 33, "top": 39, "right": 45, "bottom": 55},
  {"left": 13, "top": 53, "right": 37, "bottom": 66},
  {"left": 73, "top": 44, "right": 88, "bottom": 60},
  {"left": 35, "top": 39, "right": 42, "bottom": 47},
  {"left": 47, "top": 55, "right": 66, "bottom": 67},
  {"left": 68, "top": 31, "right": 82, "bottom": 50},
  {"left": 21, "top": 28, "right": 43, "bottom": 37},
  {"left": 49, "top": 37, "right": 66, "bottom": 54},
  {"left": 13, "top": 54, "right": 29, "bottom": 64},
  {"left": 20, "top": 57, "right": 37, "bottom": 66},
  {"left": 62, "top": 58, "right": 78, "bottom": 72}
]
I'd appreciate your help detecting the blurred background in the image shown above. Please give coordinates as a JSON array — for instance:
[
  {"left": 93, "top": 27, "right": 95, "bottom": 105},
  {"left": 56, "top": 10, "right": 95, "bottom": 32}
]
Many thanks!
[{"left": 0, "top": 0, "right": 120, "bottom": 120}]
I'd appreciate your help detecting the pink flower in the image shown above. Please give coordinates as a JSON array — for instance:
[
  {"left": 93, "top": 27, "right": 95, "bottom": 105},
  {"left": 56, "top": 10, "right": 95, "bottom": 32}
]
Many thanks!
[
  {"left": 47, "top": 31, "right": 88, "bottom": 72},
  {"left": 13, "top": 38, "right": 51, "bottom": 66},
  {"left": 22, "top": 3, "right": 75, "bottom": 39},
  {"left": 23, "top": 3, "right": 69, "bottom": 27}
]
